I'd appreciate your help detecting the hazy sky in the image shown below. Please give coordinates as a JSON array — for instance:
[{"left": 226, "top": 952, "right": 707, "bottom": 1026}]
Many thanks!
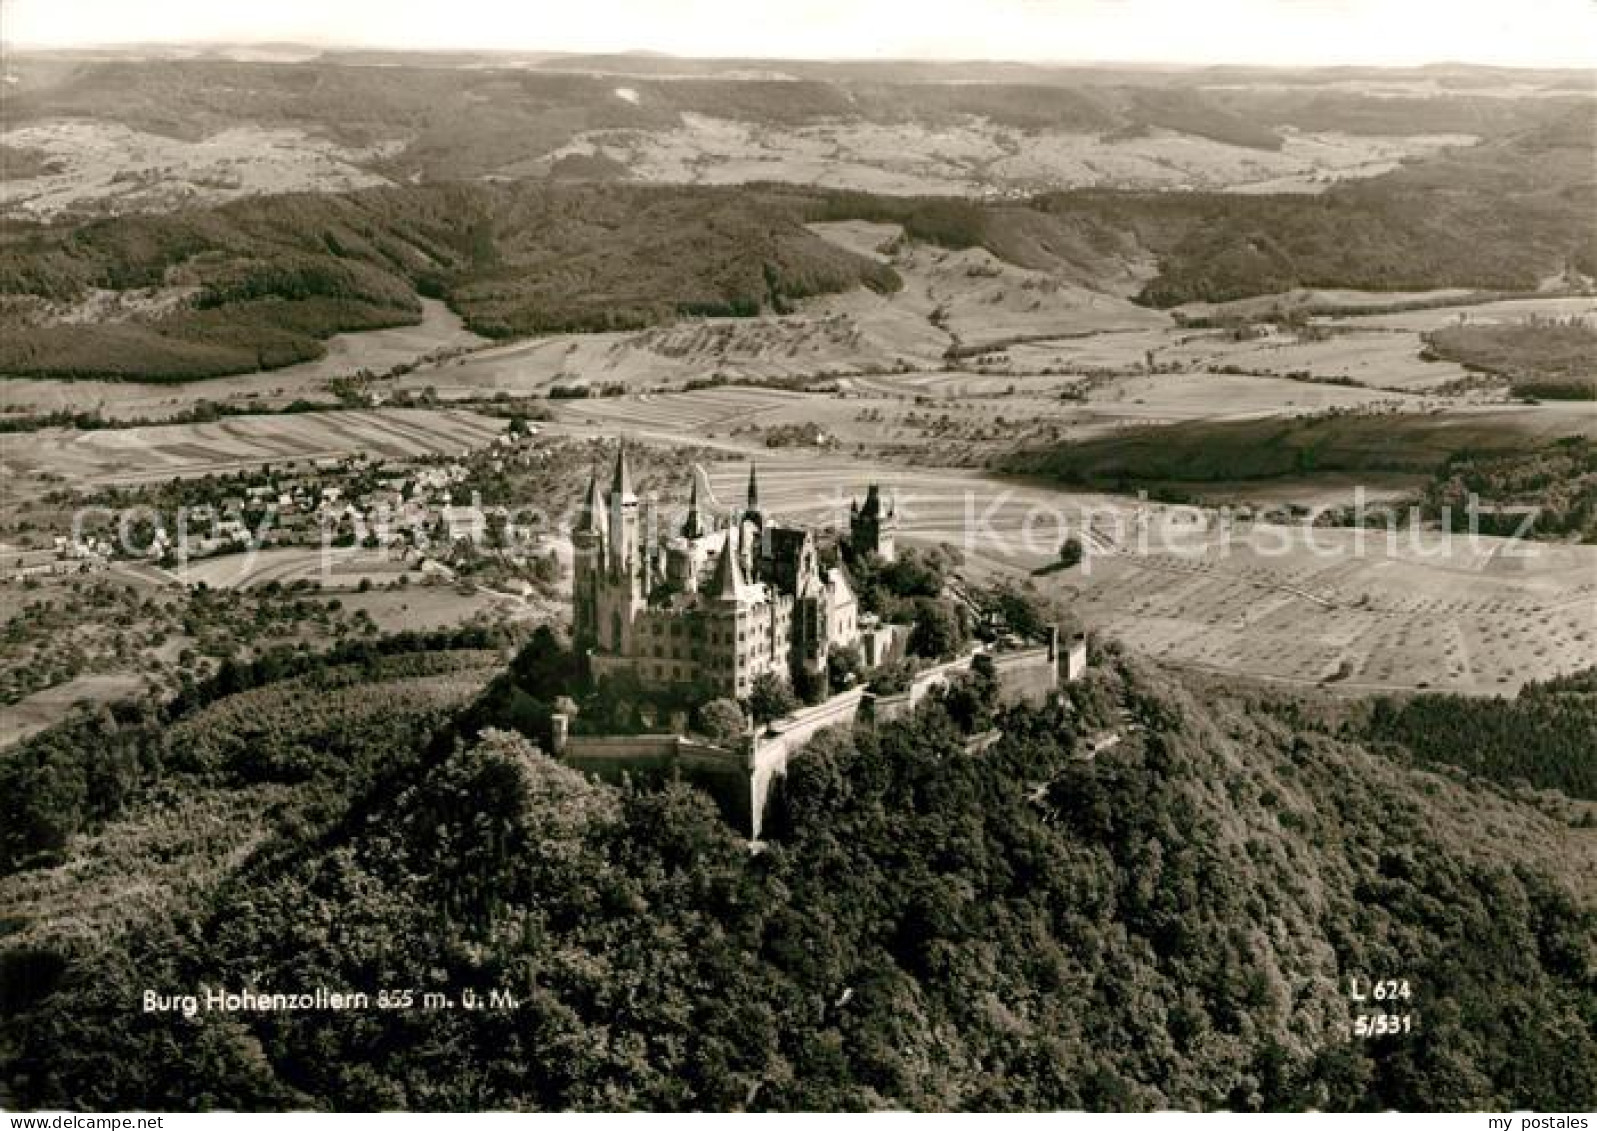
[{"left": 4, "top": 0, "right": 1595, "bottom": 68}]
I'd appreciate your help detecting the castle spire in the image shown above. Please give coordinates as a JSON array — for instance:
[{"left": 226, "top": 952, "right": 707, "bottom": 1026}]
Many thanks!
[
  {"left": 709, "top": 524, "right": 744, "bottom": 601},
  {"left": 746, "top": 462, "right": 760, "bottom": 512},
  {"left": 577, "top": 466, "right": 608, "bottom": 534},
  {"left": 682, "top": 474, "right": 708, "bottom": 539},
  {"left": 610, "top": 441, "right": 636, "bottom": 503}
]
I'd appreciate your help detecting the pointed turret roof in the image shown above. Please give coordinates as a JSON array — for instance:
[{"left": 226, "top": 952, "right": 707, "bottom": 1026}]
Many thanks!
[
  {"left": 709, "top": 524, "right": 744, "bottom": 601},
  {"left": 745, "top": 462, "right": 760, "bottom": 511},
  {"left": 577, "top": 466, "right": 608, "bottom": 534},
  {"left": 681, "top": 474, "right": 708, "bottom": 539},
  {"left": 610, "top": 442, "right": 636, "bottom": 503},
  {"left": 859, "top": 483, "right": 885, "bottom": 518}
]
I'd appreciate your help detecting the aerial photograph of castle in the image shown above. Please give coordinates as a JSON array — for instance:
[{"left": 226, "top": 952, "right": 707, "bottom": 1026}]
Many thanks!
[{"left": 0, "top": 0, "right": 1593, "bottom": 1118}]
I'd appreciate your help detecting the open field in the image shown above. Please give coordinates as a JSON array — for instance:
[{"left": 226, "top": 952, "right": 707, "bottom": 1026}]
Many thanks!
[
  {"left": 397, "top": 314, "right": 922, "bottom": 398},
  {"left": 0, "top": 671, "right": 146, "bottom": 748},
  {"left": 332, "top": 586, "right": 558, "bottom": 633},
  {"left": 0, "top": 119, "right": 398, "bottom": 220},
  {"left": 1151, "top": 328, "right": 1480, "bottom": 392},
  {"left": 541, "top": 374, "right": 1419, "bottom": 471},
  {"left": 0, "top": 283, "right": 1523, "bottom": 427},
  {"left": 1172, "top": 287, "right": 1485, "bottom": 322},
  {"left": 1328, "top": 295, "right": 1597, "bottom": 334},
  {"left": 1064, "top": 531, "right": 1596, "bottom": 695},
  {"left": 174, "top": 547, "right": 410, "bottom": 590},
  {"left": 538, "top": 358, "right": 1516, "bottom": 469},
  {"left": 0, "top": 300, "right": 488, "bottom": 419},
  {"left": 380, "top": 260, "right": 1583, "bottom": 424},
  {"left": 537, "top": 114, "right": 1477, "bottom": 196},
  {"left": 389, "top": 228, "right": 1165, "bottom": 403},
  {"left": 1002, "top": 403, "right": 1597, "bottom": 486},
  {"left": 0, "top": 408, "right": 508, "bottom": 485},
  {"left": 172, "top": 550, "right": 547, "bottom": 626},
  {"left": 234, "top": 297, "right": 489, "bottom": 385},
  {"left": 695, "top": 452, "right": 1597, "bottom": 695},
  {"left": 6, "top": 54, "right": 1597, "bottom": 1115}
]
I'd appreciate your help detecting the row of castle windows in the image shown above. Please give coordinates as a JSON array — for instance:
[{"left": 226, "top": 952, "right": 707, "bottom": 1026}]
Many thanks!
[
  {"left": 646, "top": 636, "right": 794, "bottom": 662},
  {"left": 627, "top": 651, "right": 783, "bottom": 690},
  {"left": 634, "top": 619, "right": 793, "bottom": 649},
  {"left": 646, "top": 662, "right": 694, "bottom": 683}
]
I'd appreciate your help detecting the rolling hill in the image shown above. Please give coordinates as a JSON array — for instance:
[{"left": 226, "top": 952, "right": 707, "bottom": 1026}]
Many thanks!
[
  {"left": 4, "top": 53, "right": 1588, "bottom": 215},
  {"left": 1, "top": 62, "right": 1590, "bottom": 384},
  {"left": 0, "top": 181, "right": 902, "bottom": 379},
  {"left": 1, "top": 639, "right": 1592, "bottom": 1110}
]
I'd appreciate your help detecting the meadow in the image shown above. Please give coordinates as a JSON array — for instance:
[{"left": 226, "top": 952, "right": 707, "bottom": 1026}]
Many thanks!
[
  {"left": 0, "top": 408, "right": 506, "bottom": 485},
  {"left": 695, "top": 452, "right": 1597, "bottom": 695}
]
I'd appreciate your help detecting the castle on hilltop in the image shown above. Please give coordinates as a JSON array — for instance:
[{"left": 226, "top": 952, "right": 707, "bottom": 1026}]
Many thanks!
[
  {"left": 573, "top": 446, "right": 874, "bottom": 698},
  {"left": 560, "top": 443, "right": 1083, "bottom": 839}
]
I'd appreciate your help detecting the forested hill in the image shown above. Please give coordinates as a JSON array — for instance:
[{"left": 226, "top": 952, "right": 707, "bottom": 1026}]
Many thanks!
[
  {"left": 1040, "top": 103, "right": 1597, "bottom": 306},
  {"left": 0, "top": 181, "right": 902, "bottom": 380},
  {"left": 3, "top": 643, "right": 1592, "bottom": 1111}
]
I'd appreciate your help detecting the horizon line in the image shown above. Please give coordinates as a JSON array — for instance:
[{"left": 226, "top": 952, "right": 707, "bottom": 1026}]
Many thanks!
[{"left": 4, "top": 40, "right": 1594, "bottom": 72}]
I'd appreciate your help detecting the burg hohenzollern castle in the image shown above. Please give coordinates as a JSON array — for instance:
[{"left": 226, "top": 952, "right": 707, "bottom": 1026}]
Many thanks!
[
  {"left": 571, "top": 445, "right": 898, "bottom": 698},
  {"left": 558, "top": 443, "right": 1078, "bottom": 838}
]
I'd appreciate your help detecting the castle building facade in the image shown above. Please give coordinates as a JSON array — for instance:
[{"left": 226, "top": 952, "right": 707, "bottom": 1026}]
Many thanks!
[{"left": 573, "top": 447, "right": 861, "bottom": 699}]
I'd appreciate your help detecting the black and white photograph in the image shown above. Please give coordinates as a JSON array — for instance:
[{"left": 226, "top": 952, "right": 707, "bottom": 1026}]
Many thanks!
[{"left": 0, "top": 0, "right": 1593, "bottom": 1116}]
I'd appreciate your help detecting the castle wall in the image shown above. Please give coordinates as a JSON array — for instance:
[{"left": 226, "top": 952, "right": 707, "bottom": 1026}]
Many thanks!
[
  {"left": 560, "top": 637, "right": 1079, "bottom": 840},
  {"left": 859, "top": 622, "right": 901, "bottom": 668},
  {"left": 560, "top": 733, "right": 753, "bottom": 830},
  {"left": 750, "top": 643, "right": 1065, "bottom": 835},
  {"left": 866, "top": 651, "right": 985, "bottom": 724},
  {"left": 989, "top": 645, "right": 1060, "bottom": 708},
  {"left": 747, "top": 684, "right": 870, "bottom": 839},
  {"left": 1063, "top": 634, "right": 1089, "bottom": 683}
]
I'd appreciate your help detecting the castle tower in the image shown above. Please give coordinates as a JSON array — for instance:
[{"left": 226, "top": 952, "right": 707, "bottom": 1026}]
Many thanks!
[
  {"left": 572, "top": 467, "right": 608, "bottom": 646},
  {"left": 707, "top": 523, "right": 754, "bottom": 697},
  {"left": 607, "top": 443, "right": 640, "bottom": 580},
  {"left": 595, "top": 443, "right": 646, "bottom": 655},
  {"left": 709, "top": 522, "right": 745, "bottom": 601},
  {"left": 850, "top": 483, "right": 897, "bottom": 562},
  {"left": 682, "top": 473, "right": 709, "bottom": 540},
  {"left": 641, "top": 491, "right": 662, "bottom": 588},
  {"left": 743, "top": 462, "right": 763, "bottom": 529}
]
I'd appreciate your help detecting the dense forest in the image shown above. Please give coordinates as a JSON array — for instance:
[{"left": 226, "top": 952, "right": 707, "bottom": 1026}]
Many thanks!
[
  {"left": 1363, "top": 669, "right": 1597, "bottom": 800},
  {"left": 1000, "top": 418, "right": 1597, "bottom": 542},
  {"left": 0, "top": 627, "right": 512, "bottom": 873},
  {"left": 997, "top": 408, "right": 1554, "bottom": 483},
  {"left": 2, "top": 626, "right": 1592, "bottom": 1111},
  {"left": 1419, "top": 436, "right": 1597, "bottom": 541},
  {"left": 1423, "top": 318, "right": 1597, "bottom": 401}
]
